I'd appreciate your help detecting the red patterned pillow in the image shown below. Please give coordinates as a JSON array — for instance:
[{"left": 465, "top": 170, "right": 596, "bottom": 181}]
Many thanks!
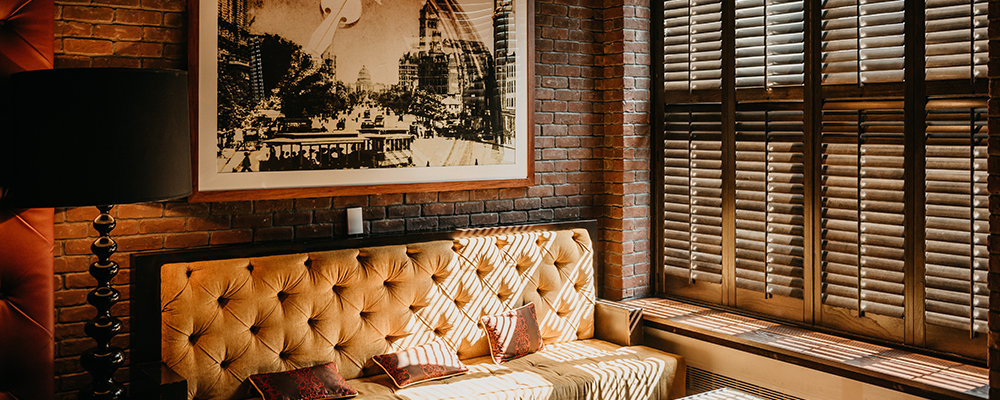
[
  {"left": 248, "top": 361, "right": 357, "bottom": 400},
  {"left": 372, "top": 340, "right": 469, "bottom": 388},
  {"left": 480, "top": 302, "right": 545, "bottom": 364}
]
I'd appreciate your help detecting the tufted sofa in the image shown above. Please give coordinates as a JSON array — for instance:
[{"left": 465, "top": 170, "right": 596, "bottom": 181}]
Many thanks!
[{"left": 132, "top": 222, "right": 684, "bottom": 400}]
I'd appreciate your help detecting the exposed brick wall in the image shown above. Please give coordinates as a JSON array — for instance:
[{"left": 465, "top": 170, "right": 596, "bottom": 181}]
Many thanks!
[
  {"left": 49, "top": 0, "right": 651, "bottom": 398},
  {"left": 598, "top": 0, "right": 651, "bottom": 300},
  {"left": 987, "top": 0, "right": 1000, "bottom": 396}
]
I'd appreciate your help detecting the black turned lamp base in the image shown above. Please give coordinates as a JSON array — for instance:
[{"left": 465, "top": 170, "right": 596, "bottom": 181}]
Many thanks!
[{"left": 79, "top": 205, "right": 125, "bottom": 400}]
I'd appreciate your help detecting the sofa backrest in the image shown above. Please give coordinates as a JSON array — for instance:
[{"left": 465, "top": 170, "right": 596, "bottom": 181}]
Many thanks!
[{"left": 159, "top": 227, "right": 595, "bottom": 400}]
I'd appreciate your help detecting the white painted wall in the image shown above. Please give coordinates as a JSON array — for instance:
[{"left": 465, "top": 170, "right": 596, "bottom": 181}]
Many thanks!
[{"left": 645, "top": 329, "right": 928, "bottom": 400}]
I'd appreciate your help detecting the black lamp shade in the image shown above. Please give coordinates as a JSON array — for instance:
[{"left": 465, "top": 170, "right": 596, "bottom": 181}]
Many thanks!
[{"left": 2, "top": 68, "right": 192, "bottom": 207}]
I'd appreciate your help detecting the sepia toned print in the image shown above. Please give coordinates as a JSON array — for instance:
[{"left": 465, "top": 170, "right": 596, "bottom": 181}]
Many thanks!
[{"left": 215, "top": 0, "right": 517, "bottom": 173}]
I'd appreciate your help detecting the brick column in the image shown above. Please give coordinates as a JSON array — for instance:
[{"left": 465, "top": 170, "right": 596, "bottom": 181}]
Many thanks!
[
  {"left": 599, "top": 0, "right": 652, "bottom": 300},
  {"left": 988, "top": 0, "right": 1000, "bottom": 398}
]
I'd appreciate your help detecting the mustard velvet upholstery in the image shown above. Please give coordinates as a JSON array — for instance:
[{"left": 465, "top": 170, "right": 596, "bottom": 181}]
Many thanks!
[{"left": 159, "top": 228, "right": 683, "bottom": 400}]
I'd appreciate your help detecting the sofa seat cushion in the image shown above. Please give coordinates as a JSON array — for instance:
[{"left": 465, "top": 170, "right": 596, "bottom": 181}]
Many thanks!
[{"left": 342, "top": 339, "right": 683, "bottom": 400}]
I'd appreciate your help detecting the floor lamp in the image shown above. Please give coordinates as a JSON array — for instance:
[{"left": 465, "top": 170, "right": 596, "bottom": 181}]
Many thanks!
[{"left": 1, "top": 68, "right": 192, "bottom": 400}]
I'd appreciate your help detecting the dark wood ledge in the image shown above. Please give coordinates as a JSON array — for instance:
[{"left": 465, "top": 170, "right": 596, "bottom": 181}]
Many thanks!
[{"left": 624, "top": 298, "right": 988, "bottom": 400}]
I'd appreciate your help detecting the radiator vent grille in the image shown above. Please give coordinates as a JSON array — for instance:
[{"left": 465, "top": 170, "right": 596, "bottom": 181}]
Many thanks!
[{"left": 686, "top": 366, "right": 806, "bottom": 400}]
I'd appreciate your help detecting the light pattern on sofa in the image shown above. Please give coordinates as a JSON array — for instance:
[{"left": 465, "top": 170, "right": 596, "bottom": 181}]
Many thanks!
[{"left": 160, "top": 229, "right": 596, "bottom": 400}]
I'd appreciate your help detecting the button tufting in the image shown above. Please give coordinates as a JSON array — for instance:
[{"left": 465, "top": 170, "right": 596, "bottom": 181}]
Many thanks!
[
  {"left": 249, "top": 326, "right": 261, "bottom": 334},
  {"left": 277, "top": 291, "right": 288, "bottom": 302},
  {"left": 189, "top": 334, "right": 200, "bottom": 344},
  {"left": 220, "top": 360, "right": 231, "bottom": 369},
  {"left": 304, "top": 258, "right": 313, "bottom": 268},
  {"left": 279, "top": 351, "right": 290, "bottom": 359},
  {"left": 185, "top": 269, "right": 193, "bottom": 277},
  {"left": 246, "top": 264, "right": 254, "bottom": 272},
  {"left": 307, "top": 318, "right": 318, "bottom": 326},
  {"left": 218, "top": 297, "right": 230, "bottom": 307}
]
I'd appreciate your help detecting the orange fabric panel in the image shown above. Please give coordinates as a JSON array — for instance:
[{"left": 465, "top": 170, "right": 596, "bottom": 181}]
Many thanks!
[
  {"left": 0, "top": 0, "right": 55, "bottom": 77},
  {"left": 0, "top": 207, "right": 55, "bottom": 400}
]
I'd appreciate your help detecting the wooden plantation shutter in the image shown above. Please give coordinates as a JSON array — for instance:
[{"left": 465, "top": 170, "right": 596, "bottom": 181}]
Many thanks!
[
  {"left": 663, "top": 105, "right": 725, "bottom": 301},
  {"left": 820, "top": 0, "right": 906, "bottom": 85},
  {"left": 663, "top": 0, "right": 724, "bottom": 91},
  {"left": 819, "top": 101, "right": 906, "bottom": 319},
  {"left": 657, "top": 0, "right": 990, "bottom": 359},
  {"left": 734, "top": 104, "right": 805, "bottom": 299},
  {"left": 924, "top": 0, "right": 987, "bottom": 81},
  {"left": 734, "top": 0, "right": 804, "bottom": 88},
  {"left": 923, "top": 98, "right": 988, "bottom": 335}
]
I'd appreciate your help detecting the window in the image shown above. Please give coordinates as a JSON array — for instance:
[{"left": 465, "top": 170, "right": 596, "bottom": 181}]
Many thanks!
[{"left": 655, "top": 0, "right": 987, "bottom": 360}]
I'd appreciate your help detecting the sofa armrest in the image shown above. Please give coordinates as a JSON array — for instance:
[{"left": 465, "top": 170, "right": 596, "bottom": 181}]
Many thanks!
[
  {"left": 594, "top": 299, "right": 644, "bottom": 346},
  {"left": 132, "top": 362, "right": 187, "bottom": 400}
]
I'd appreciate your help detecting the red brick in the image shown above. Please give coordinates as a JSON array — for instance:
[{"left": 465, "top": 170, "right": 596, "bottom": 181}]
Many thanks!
[
  {"left": 165, "top": 202, "right": 210, "bottom": 216},
  {"left": 139, "top": 217, "right": 185, "bottom": 233},
  {"left": 275, "top": 212, "right": 312, "bottom": 226},
  {"left": 211, "top": 201, "right": 253, "bottom": 214},
  {"left": 164, "top": 232, "right": 209, "bottom": 248},
  {"left": 164, "top": 43, "right": 184, "bottom": 59},
  {"left": 56, "top": 21, "right": 92, "bottom": 37},
  {"left": 141, "top": 57, "right": 184, "bottom": 69},
  {"left": 254, "top": 227, "right": 294, "bottom": 242},
  {"left": 142, "top": 26, "right": 184, "bottom": 43},
  {"left": 295, "top": 197, "right": 332, "bottom": 210},
  {"left": 55, "top": 289, "right": 89, "bottom": 307},
  {"left": 140, "top": 0, "right": 186, "bottom": 11},
  {"left": 423, "top": 203, "right": 454, "bottom": 216},
  {"left": 296, "top": 224, "right": 334, "bottom": 238},
  {"left": 115, "top": 9, "right": 162, "bottom": 25},
  {"left": 370, "top": 193, "right": 402, "bottom": 206},
  {"left": 163, "top": 12, "right": 183, "bottom": 27},
  {"left": 116, "top": 203, "right": 163, "bottom": 219},
  {"left": 233, "top": 214, "right": 272, "bottom": 228},
  {"left": 116, "top": 235, "right": 163, "bottom": 251},
  {"left": 255, "top": 199, "right": 294, "bottom": 212},
  {"left": 54, "top": 256, "right": 91, "bottom": 273},
  {"left": 93, "top": 23, "right": 142, "bottom": 40},
  {"left": 62, "top": 6, "right": 115, "bottom": 23},
  {"left": 405, "top": 192, "right": 438, "bottom": 204},
  {"left": 63, "top": 273, "right": 96, "bottom": 290},
  {"left": 95, "top": 0, "right": 140, "bottom": 6},
  {"left": 470, "top": 189, "right": 498, "bottom": 201},
  {"left": 439, "top": 191, "right": 469, "bottom": 203},
  {"left": 55, "top": 223, "right": 90, "bottom": 240},
  {"left": 115, "top": 41, "right": 162, "bottom": 56},
  {"left": 187, "top": 216, "right": 231, "bottom": 230},
  {"left": 210, "top": 229, "right": 253, "bottom": 245},
  {"left": 63, "top": 239, "right": 93, "bottom": 255},
  {"left": 333, "top": 195, "right": 368, "bottom": 208},
  {"left": 64, "top": 207, "right": 99, "bottom": 223}
]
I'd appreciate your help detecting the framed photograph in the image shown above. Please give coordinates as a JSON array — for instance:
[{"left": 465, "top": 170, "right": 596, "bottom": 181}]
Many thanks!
[{"left": 188, "top": 0, "right": 534, "bottom": 201}]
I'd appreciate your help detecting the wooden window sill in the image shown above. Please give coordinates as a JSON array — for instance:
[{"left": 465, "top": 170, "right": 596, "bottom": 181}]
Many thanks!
[{"left": 624, "top": 298, "right": 989, "bottom": 400}]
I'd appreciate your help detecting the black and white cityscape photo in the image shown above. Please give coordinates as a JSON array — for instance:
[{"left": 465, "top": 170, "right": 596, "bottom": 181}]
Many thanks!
[{"left": 214, "top": 0, "right": 517, "bottom": 173}]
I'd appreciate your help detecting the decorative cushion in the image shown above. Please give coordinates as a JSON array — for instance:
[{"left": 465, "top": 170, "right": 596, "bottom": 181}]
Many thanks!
[
  {"left": 480, "top": 303, "right": 545, "bottom": 364},
  {"left": 372, "top": 340, "right": 469, "bottom": 388},
  {"left": 248, "top": 362, "right": 357, "bottom": 400}
]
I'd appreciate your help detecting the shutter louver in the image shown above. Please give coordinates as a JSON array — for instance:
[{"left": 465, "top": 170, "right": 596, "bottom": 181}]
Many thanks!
[
  {"left": 925, "top": 0, "right": 987, "bottom": 81},
  {"left": 923, "top": 98, "right": 988, "bottom": 334},
  {"left": 821, "top": 0, "right": 906, "bottom": 86},
  {"left": 663, "top": 104, "right": 725, "bottom": 284},
  {"left": 735, "top": 104, "right": 805, "bottom": 299},
  {"left": 664, "top": 0, "right": 724, "bottom": 91},
  {"left": 820, "top": 101, "right": 906, "bottom": 318},
  {"left": 735, "top": 0, "right": 804, "bottom": 88}
]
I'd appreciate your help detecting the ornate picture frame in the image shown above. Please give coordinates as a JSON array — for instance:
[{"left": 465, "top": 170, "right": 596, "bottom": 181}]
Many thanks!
[{"left": 188, "top": 0, "right": 534, "bottom": 201}]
